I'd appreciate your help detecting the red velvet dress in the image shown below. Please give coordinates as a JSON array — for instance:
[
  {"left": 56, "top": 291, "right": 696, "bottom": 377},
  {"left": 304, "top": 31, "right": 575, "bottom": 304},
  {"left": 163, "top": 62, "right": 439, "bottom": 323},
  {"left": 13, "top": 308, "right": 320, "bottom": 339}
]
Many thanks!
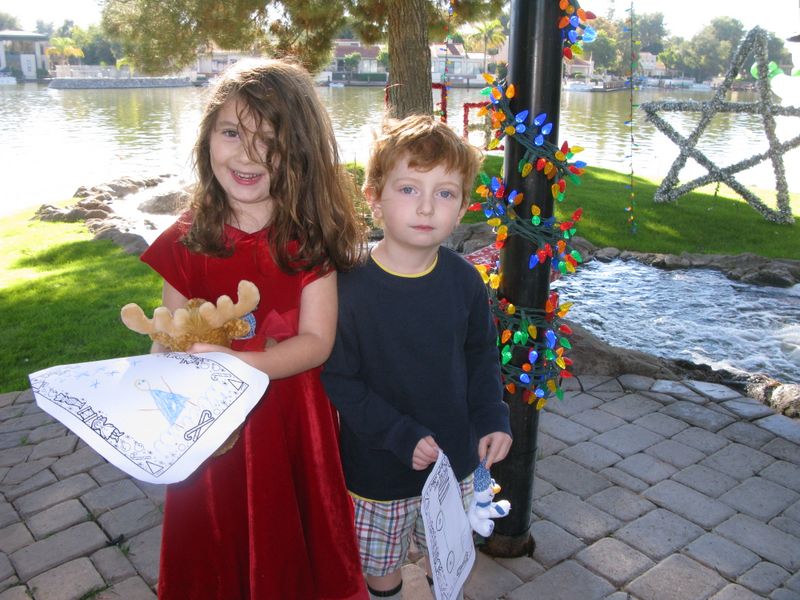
[{"left": 141, "top": 216, "right": 367, "bottom": 600}]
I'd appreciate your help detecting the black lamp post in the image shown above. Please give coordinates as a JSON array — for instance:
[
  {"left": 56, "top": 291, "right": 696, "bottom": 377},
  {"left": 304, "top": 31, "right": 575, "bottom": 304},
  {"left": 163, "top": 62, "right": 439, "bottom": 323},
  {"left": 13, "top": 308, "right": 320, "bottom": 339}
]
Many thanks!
[{"left": 482, "top": 0, "right": 564, "bottom": 558}]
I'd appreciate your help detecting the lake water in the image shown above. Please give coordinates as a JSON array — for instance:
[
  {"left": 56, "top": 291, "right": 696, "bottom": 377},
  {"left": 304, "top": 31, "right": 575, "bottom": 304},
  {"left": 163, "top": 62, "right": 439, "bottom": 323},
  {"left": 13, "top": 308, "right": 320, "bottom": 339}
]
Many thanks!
[
  {"left": 1, "top": 83, "right": 798, "bottom": 216},
  {"left": 2, "top": 82, "right": 798, "bottom": 383}
]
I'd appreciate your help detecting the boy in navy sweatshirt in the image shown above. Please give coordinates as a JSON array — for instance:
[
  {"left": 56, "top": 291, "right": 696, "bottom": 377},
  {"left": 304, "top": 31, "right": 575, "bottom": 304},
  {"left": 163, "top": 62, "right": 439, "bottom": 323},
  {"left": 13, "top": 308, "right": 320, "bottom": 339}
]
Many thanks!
[{"left": 322, "top": 115, "right": 512, "bottom": 600}]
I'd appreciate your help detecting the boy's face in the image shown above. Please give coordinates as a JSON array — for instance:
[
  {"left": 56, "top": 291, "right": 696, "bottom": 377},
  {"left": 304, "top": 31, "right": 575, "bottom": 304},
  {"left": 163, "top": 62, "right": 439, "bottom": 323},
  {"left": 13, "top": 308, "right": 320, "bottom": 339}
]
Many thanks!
[{"left": 368, "top": 156, "right": 467, "bottom": 253}]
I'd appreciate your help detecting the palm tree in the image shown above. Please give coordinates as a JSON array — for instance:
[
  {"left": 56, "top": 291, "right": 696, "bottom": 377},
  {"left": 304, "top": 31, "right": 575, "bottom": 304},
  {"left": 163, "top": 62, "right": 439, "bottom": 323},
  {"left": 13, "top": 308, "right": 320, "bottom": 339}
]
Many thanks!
[
  {"left": 45, "top": 37, "right": 84, "bottom": 66},
  {"left": 115, "top": 56, "right": 136, "bottom": 78},
  {"left": 468, "top": 19, "right": 506, "bottom": 75}
]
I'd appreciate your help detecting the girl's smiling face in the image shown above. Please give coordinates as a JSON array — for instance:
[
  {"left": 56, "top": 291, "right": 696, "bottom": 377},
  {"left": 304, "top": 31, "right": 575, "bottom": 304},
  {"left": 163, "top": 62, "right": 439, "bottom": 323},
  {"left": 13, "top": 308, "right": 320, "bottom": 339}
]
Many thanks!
[{"left": 209, "top": 97, "right": 276, "bottom": 226}]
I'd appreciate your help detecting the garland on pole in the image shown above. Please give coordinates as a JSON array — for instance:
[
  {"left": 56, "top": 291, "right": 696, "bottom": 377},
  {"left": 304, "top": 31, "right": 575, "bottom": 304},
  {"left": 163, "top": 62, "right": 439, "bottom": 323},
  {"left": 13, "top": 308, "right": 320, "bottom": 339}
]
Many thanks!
[{"left": 469, "top": 0, "right": 594, "bottom": 407}]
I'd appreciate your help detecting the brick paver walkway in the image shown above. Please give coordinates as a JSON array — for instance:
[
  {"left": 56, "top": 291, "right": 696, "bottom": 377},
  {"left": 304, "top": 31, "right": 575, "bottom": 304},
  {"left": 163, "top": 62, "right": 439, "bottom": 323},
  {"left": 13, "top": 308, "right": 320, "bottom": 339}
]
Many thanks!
[{"left": 1, "top": 375, "right": 799, "bottom": 599}]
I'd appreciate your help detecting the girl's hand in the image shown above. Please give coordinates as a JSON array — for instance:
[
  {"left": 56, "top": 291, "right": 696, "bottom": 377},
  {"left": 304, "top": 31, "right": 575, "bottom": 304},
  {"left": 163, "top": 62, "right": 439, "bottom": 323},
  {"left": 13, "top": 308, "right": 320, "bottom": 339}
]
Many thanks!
[
  {"left": 478, "top": 432, "right": 512, "bottom": 469},
  {"left": 188, "top": 343, "right": 232, "bottom": 355},
  {"left": 411, "top": 435, "right": 440, "bottom": 471}
]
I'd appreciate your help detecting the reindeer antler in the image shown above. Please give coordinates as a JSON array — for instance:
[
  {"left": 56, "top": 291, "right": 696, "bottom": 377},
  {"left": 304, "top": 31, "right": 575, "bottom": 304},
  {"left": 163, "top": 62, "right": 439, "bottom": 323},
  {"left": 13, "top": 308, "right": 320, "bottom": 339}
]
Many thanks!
[
  {"left": 198, "top": 280, "right": 259, "bottom": 328},
  {"left": 120, "top": 303, "right": 153, "bottom": 335}
]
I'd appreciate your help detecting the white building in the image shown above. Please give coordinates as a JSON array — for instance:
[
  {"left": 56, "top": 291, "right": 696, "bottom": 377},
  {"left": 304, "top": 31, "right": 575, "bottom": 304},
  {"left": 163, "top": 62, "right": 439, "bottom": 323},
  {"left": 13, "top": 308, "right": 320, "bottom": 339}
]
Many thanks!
[{"left": 0, "top": 30, "right": 49, "bottom": 80}]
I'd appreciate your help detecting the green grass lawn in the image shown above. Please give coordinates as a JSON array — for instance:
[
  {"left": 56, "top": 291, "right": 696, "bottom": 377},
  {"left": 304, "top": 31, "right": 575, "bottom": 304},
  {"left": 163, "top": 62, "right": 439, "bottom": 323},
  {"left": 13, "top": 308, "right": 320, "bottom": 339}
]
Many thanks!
[
  {"left": 464, "top": 155, "right": 800, "bottom": 259},
  {"left": 1, "top": 164, "right": 797, "bottom": 393},
  {"left": 0, "top": 208, "right": 161, "bottom": 393}
]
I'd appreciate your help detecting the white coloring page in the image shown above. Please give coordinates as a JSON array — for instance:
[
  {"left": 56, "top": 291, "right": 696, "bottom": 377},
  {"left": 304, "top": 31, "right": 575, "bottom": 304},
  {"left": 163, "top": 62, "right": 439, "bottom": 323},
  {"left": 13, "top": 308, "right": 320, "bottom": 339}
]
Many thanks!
[
  {"left": 421, "top": 451, "right": 475, "bottom": 600},
  {"left": 29, "top": 352, "right": 268, "bottom": 484}
]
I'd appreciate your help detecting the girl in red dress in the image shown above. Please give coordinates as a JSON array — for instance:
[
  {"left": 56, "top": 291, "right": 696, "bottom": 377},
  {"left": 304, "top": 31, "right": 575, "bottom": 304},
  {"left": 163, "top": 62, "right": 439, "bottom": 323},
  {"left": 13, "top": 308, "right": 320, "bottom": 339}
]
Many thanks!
[{"left": 140, "top": 58, "right": 368, "bottom": 600}]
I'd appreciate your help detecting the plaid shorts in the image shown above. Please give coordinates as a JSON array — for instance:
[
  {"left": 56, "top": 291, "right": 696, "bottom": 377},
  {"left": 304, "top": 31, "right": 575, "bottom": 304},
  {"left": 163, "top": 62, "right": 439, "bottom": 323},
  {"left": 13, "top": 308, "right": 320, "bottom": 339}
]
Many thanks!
[{"left": 352, "top": 475, "right": 474, "bottom": 577}]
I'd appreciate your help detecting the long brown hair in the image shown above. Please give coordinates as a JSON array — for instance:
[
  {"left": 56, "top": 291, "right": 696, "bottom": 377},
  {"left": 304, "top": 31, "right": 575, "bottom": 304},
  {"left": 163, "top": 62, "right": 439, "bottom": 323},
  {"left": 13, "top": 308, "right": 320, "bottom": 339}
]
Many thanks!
[{"left": 183, "top": 57, "right": 366, "bottom": 273}]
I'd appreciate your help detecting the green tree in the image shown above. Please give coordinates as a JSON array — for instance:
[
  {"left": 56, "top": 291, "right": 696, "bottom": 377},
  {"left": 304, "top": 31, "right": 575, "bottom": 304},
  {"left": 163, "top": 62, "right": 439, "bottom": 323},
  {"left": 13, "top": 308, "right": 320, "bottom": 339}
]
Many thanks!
[
  {"left": 56, "top": 20, "right": 75, "bottom": 37},
  {"left": 0, "top": 11, "right": 21, "bottom": 29},
  {"left": 467, "top": 18, "right": 505, "bottom": 74},
  {"left": 636, "top": 12, "right": 667, "bottom": 55},
  {"left": 588, "top": 30, "right": 618, "bottom": 74},
  {"left": 377, "top": 48, "right": 389, "bottom": 70},
  {"left": 343, "top": 51, "right": 361, "bottom": 78},
  {"left": 35, "top": 20, "right": 54, "bottom": 35},
  {"left": 71, "top": 25, "right": 120, "bottom": 65},
  {"left": 349, "top": 0, "right": 504, "bottom": 117},
  {"left": 103, "top": 0, "right": 503, "bottom": 118},
  {"left": 683, "top": 17, "right": 744, "bottom": 81},
  {"left": 45, "top": 37, "right": 85, "bottom": 66}
]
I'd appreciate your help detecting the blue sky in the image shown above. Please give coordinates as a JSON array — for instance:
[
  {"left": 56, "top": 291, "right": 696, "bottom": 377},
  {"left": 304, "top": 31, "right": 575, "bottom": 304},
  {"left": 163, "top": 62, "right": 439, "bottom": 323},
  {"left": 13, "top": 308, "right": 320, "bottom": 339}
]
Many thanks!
[{"left": 3, "top": 0, "right": 799, "bottom": 44}]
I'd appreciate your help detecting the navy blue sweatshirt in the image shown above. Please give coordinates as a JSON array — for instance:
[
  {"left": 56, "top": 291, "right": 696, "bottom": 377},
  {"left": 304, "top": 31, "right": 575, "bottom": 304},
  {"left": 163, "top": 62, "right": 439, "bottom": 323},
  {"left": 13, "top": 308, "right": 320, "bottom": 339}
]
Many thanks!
[{"left": 322, "top": 247, "right": 510, "bottom": 501}]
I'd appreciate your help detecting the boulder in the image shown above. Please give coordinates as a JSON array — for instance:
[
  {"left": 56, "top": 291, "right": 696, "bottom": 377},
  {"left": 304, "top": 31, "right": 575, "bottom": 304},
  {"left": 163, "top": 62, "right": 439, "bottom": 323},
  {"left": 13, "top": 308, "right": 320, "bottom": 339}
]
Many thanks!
[
  {"left": 94, "top": 227, "right": 148, "bottom": 256},
  {"left": 769, "top": 384, "right": 800, "bottom": 417},
  {"left": 138, "top": 189, "right": 190, "bottom": 215},
  {"left": 445, "top": 222, "right": 496, "bottom": 254}
]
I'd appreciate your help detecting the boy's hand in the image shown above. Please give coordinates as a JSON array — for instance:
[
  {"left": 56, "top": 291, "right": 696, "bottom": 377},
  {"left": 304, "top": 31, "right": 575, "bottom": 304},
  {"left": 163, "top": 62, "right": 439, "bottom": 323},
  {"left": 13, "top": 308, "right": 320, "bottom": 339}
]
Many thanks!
[
  {"left": 478, "top": 432, "right": 512, "bottom": 469},
  {"left": 412, "top": 436, "right": 440, "bottom": 471}
]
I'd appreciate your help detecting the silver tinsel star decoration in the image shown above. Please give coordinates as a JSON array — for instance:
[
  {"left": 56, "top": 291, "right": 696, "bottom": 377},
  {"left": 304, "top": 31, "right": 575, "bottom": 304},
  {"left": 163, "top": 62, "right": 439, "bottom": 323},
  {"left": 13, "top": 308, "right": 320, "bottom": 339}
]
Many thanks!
[{"left": 640, "top": 27, "right": 799, "bottom": 224}]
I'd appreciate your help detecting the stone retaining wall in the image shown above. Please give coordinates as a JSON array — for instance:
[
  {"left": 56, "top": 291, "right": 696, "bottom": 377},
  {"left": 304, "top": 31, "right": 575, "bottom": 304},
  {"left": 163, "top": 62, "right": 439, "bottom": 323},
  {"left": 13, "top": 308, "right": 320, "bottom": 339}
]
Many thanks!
[{"left": 48, "top": 78, "right": 194, "bottom": 89}]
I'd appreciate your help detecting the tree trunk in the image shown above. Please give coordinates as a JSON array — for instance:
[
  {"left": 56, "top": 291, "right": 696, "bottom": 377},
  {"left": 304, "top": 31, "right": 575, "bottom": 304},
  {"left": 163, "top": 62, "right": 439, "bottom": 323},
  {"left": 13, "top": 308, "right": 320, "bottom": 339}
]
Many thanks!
[{"left": 386, "top": 0, "right": 432, "bottom": 118}]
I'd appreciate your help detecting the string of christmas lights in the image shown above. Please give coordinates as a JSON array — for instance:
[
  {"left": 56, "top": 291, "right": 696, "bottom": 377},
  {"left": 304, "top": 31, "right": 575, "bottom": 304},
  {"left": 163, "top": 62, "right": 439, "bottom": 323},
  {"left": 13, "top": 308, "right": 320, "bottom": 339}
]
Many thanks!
[
  {"left": 623, "top": 3, "right": 639, "bottom": 233},
  {"left": 469, "top": 1, "right": 595, "bottom": 407}
]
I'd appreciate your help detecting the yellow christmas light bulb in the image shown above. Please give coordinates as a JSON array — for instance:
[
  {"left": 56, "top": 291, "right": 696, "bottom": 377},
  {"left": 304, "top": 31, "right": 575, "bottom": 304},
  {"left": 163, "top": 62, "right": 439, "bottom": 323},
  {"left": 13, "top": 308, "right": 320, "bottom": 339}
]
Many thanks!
[
  {"left": 486, "top": 217, "right": 501, "bottom": 227},
  {"left": 506, "top": 302, "right": 516, "bottom": 315},
  {"left": 482, "top": 73, "right": 496, "bottom": 84},
  {"left": 489, "top": 273, "right": 501, "bottom": 289},
  {"left": 527, "top": 324, "right": 537, "bottom": 338},
  {"left": 555, "top": 150, "right": 566, "bottom": 161},
  {"left": 531, "top": 205, "right": 541, "bottom": 216}
]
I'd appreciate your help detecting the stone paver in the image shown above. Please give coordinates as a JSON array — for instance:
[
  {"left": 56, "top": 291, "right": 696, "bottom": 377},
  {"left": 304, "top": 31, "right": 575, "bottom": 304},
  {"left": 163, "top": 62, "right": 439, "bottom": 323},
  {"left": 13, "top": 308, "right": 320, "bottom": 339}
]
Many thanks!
[
  {"left": 643, "top": 480, "right": 736, "bottom": 528},
  {"left": 507, "top": 560, "right": 614, "bottom": 600},
  {"left": 715, "top": 514, "right": 800, "bottom": 572},
  {"left": 600, "top": 394, "right": 663, "bottom": 421},
  {"left": 626, "top": 554, "right": 727, "bottom": 600},
  {"left": 1, "top": 374, "right": 797, "bottom": 599},
  {"left": 718, "top": 421, "right": 777, "bottom": 449},
  {"left": 593, "top": 423, "right": 664, "bottom": 457},
  {"left": 737, "top": 562, "right": 791, "bottom": 596},
  {"left": 533, "top": 491, "right": 620, "bottom": 542},
  {"left": 586, "top": 486, "right": 655, "bottom": 522},
  {"left": 575, "top": 538, "right": 653, "bottom": 587},
  {"left": 761, "top": 461, "right": 800, "bottom": 493},
  {"left": 672, "top": 464, "right": 740, "bottom": 498},
  {"left": 662, "top": 401, "right": 737, "bottom": 431},
  {"left": 615, "top": 509, "right": 704, "bottom": 560},
  {"left": 755, "top": 415, "right": 800, "bottom": 444},
  {"left": 701, "top": 443, "right": 775, "bottom": 480},
  {"left": 534, "top": 455, "right": 611, "bottom": 499},
  {"left": 529, "top": 520, "right": 585, "bottom": 568},
  {"left": 26, "top": 557, "right": 104, "bottom": 600},
  {"left": 685, "top": 533, "right": 761, "bottom": 579},
  {"left": 719, "top": 478, "right": 799, "bottom": 521}
]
